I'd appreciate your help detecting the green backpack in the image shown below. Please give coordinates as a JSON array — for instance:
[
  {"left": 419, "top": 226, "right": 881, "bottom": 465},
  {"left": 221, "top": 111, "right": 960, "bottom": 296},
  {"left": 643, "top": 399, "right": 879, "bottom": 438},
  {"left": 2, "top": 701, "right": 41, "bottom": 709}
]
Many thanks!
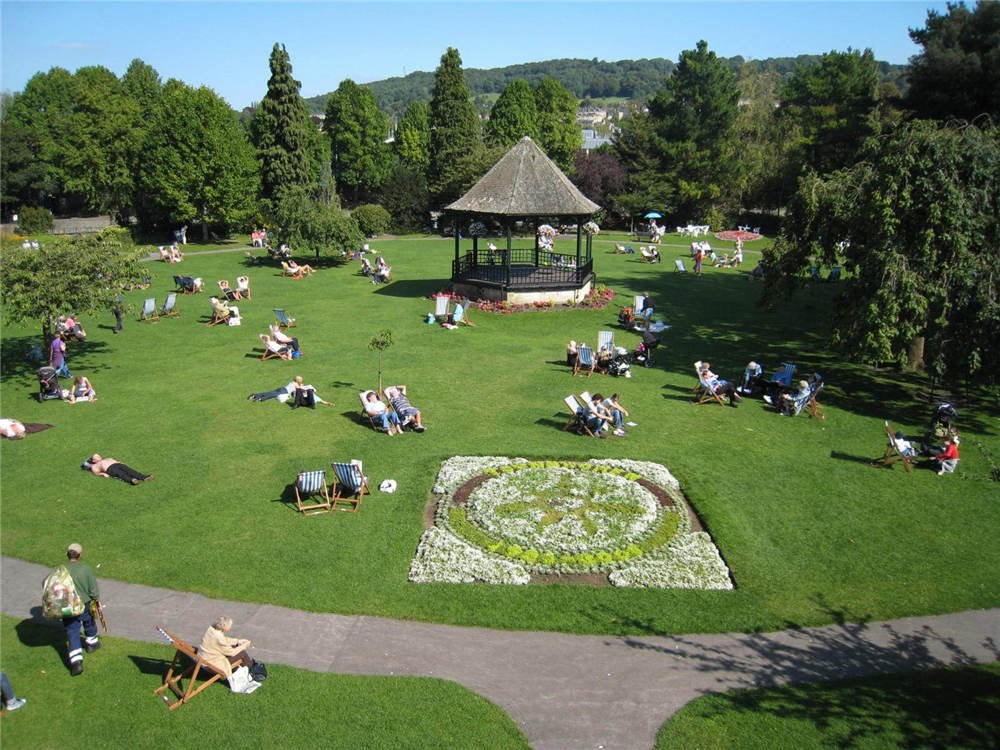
[{"left": 41, "top": 565, "right": 84, "bottom": 619}]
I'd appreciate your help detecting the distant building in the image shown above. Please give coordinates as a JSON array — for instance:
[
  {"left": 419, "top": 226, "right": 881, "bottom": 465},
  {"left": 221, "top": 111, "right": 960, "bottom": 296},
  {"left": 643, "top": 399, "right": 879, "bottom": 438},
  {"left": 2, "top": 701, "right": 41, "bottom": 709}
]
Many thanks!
[{"left": 581, "top": 128, "right": 612, "bottom": 151}]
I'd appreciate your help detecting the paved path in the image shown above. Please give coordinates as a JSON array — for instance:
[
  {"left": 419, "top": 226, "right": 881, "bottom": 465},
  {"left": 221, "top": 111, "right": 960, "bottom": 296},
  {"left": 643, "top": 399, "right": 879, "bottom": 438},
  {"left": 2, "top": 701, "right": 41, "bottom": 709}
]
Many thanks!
[{"left": 4, "top": 555, "right": 998, "bottom": 749}]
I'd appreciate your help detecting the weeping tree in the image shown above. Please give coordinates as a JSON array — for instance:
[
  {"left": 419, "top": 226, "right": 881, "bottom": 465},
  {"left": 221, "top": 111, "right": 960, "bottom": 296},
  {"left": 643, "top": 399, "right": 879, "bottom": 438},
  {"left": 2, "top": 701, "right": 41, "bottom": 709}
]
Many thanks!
[{"left": 764, "top": 120, "right": 1000, "bottom": 383}]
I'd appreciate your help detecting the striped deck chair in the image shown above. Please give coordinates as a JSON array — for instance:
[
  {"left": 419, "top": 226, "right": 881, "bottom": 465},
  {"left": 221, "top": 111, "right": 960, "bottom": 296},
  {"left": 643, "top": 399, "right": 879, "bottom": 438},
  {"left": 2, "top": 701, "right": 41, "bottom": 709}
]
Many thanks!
[
  {"left": 433, "top": 295, "right": 450, "bottom": 322},
  {"left": 273, "top": 309, "right": 297, "bottom": 329},
  {"left": 573, "top": 345, "right": 596, "bottom": 377},
  {"left": 294, "top": 470, "right": 332, "bottom": 515},
  {"left": 159, "top": 292, "right": 179, "bottom": 318},
  {"left": 139, "top": 298, "right": 158, "bottom": 322},
  {"left": 452, "top": 302, "right": 474, "bottom": 326},
  {"left": 331, "top": 461, "right": 368, "bottom": 513},
  {"left": 597, "top": 331, "right": 614, "bottom": 359},
  {"left": 674, "top": 258, "right": 688, "bottom": 273},
  {"left": 563, "top": 395, "right": 594, "bottom": 436},
  {"left": 790, "top": 377, "right": 826, "bottom": 420}
]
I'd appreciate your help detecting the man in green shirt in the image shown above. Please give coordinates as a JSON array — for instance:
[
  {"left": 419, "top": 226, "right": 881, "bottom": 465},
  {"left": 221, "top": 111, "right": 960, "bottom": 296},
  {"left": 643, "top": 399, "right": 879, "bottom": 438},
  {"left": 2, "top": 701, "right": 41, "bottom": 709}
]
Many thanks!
[{"left": 63, "top": 543, "right": 101, "bottom": 676}]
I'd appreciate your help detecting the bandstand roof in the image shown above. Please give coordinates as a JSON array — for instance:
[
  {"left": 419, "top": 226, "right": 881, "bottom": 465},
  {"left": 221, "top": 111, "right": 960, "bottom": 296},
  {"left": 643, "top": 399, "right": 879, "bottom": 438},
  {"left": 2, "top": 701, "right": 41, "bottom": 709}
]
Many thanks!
[{"left": 445, "top": 137, "right": 600, "bottom": 217}]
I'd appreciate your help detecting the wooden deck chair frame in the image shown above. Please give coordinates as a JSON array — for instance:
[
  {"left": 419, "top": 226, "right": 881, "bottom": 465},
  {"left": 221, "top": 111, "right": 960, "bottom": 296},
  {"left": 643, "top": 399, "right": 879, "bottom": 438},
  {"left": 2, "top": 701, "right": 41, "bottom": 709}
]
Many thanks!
[
  {"left": 693, "top": 368, "right": 727, "bottom": 406},
  {"left": 433, "top": 295, "right": 450, "bottom": 322},
  {"left": 259, "top": 334, "right": 282, "bottom": 361},
  {"left": 295, "top": 470, "right": 333, "bottom": 514},
  {"left": 573, "top": 345, "right": 596, "bottom": 377},
  {"left": 563, "top": 395, "right": 594, "bottom": 436},
  {"left": 206, "top": 298, "right": 228, "bottom": 327},
  {"left": 139, "top": 297, "right": 159, "bottom": 322},
  {"left": 871, "top": 420, "right": 913, "bottom": 473},
  {"left": 159, "top": 292, "right": 179, "bottom": 318},
  {"left": 805, "top": 383, "right": 827, "bottom": 420},
  {"left": 274, "top": 309, "right": 297, "bottom": 329},
  {"left": 331, "top": 461, "right": 367, "bottom": 512},
  {"left": 154, "top": 627, "right": 241, "bottom": 710}
]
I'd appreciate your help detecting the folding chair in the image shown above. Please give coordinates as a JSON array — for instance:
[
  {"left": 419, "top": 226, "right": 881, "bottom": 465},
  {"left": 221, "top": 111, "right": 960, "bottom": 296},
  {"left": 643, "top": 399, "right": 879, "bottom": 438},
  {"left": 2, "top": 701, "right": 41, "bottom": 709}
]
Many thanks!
[
  {"left": 451, "top": 302, "right": 474, "bottom": 326},
  {"left": 273, "top": 309, "right": 297, "bottom": 329},
  {"left": 294, "top": 470, "right": 333, "bottom": 514},
  {"left": 236, "top": 276, "right": 251, "bottom": 300},
  {"left": 809, "top": 266, "right": 821, "bottom": 281},
  {"left": 159, "top": 292, "right": 179, "bottom": 318},
  {"left": 432, "top": 295, "right": 450, "bottom": 322},
  {"left": 359, "top": 391, "right": 393, "bottom": 431},
  {"left": 562, "top": 395, "right": 594, "bottom": 436},
  {"left": 790, "top": 377, "right": 826, "bottom": 420},
  {"left": 871, "top": 421, "right": 913, "bottom": 473},
  {"left": 674, "top": 258, "right": 688, "bottom": 273},
  {"left": 693, "top": 365, "right": 728, "bottom": 406},
  {"left": 153, "top": 627, "right": 242, "bottom": 710},
  {"left": 206, "top": 298, "right": 228, "bottom": 327},
  {"left": 281, "top": 261, "right": 298, "bottom": 278},
  {"left": 573, "top": 345, "right": 596, "bottom": 377},
  {"left": 597, "top": 331, "right": 614, "bottom": 364},
  {"left": 331, "top": 461, "right": 368, "bottom": 512},
  {"left": 139, "top": 298, "right": 158, "bottom": 322},
  {"left": 770, "top": 363, "right": 796, "bottom": 389},
  {"left": 259, "top": 334, "right": 283, "bottom": 361}
]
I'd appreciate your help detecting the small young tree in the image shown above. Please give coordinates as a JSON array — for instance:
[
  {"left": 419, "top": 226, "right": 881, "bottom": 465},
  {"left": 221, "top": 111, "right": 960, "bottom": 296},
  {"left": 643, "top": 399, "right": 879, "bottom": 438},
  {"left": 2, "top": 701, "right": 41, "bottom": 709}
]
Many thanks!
[{"left": 368, "top": 329, "right": 394, "bottom": 395}]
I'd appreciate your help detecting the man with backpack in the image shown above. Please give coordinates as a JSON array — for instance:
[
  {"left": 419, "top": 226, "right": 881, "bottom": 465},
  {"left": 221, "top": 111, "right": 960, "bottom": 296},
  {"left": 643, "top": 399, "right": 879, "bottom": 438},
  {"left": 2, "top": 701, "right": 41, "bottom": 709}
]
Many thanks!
[{"left": 62, "top": 543, "right": 101, "bottom": 676}]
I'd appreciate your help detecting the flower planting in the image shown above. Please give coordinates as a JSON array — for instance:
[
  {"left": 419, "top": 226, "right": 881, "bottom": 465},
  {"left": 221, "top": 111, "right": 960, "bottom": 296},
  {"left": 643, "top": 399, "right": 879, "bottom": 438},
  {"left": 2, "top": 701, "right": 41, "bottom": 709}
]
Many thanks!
[{"left": 410, "top": 457, "right": 733, "bottom": 589}]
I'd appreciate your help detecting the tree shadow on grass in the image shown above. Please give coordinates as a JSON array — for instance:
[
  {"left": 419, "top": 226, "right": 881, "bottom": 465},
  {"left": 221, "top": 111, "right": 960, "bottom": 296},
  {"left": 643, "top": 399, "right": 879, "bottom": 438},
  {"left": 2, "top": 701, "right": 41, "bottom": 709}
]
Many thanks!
[{"left": 605, "top": 595, "right": 1000, "bottom": 749}]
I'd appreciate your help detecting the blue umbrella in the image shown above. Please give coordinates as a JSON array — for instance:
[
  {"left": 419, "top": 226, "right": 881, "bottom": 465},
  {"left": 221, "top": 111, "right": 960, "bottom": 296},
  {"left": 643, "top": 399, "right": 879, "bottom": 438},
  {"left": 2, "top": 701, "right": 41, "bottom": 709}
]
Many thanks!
[{"left": 644, "top": 211, "right": 662, "bottom": 219}]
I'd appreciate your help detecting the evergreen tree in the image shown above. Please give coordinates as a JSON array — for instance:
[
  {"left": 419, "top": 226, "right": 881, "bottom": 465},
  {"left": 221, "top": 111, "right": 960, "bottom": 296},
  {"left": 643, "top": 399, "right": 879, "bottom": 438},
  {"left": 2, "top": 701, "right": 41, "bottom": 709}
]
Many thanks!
[
  {"left": 533, "top": 77, "right": 580, "bottom": 171},
  {"left": 906, "top": 0, "right": 1000, "bottom": 122},
  {"left": 647, "top": 40, "right": 741, "bottom": 222},
  {"left": 395, "top": 100, "right": 430, "bottom": 170},
  {"left": 428, "top": 47, "right": 482, "bottom": 204},
  {"left": 250, "top": 43, "right": 315, "bottom": 204},
  {"left": 324, "top": 78, "right": 392, "bottom": 204},
  {"left": 138, "top": 81, "right": 259, "bottom": 237},
  {"left": 612, "top": 104, "right": 674, "bottom": 221},
  {"left": 486, "top": 79, "right": 538, "bottom": 147}
]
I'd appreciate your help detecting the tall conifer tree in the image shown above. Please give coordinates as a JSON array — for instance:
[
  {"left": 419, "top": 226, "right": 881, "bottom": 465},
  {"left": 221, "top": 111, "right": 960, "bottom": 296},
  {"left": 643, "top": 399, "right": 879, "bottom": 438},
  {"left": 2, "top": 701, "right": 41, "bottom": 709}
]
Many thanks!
[{"left": 428, "top": 47, "right": 481, "bottom": 203}]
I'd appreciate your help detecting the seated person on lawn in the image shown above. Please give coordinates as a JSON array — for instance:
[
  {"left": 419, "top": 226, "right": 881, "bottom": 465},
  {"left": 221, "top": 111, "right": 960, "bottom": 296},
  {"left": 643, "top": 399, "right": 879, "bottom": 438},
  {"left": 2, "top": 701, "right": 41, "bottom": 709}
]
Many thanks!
[
  {"left": 287, "top": 259, "right": 315, "bottom": 277},
  {"left": 384, "top": 385, "right": 425, "bottom": 431},
  {"left": 777, "top": 380, "right": 810, "bottom": 415},
  {"left": 269, "top": 324, "right": 299, "bottom": 352},
  {"left": 586, "top": 393, "right": 613, "bottom": 435},
  {"left": 364, "top": 391, "right": 402, "bottom": 435},
  {"left": 259, "top": 334, "right": 293, "bottom": 360},
  {"left": 700, "top": 362, "right": 742, "bottom": 406}
]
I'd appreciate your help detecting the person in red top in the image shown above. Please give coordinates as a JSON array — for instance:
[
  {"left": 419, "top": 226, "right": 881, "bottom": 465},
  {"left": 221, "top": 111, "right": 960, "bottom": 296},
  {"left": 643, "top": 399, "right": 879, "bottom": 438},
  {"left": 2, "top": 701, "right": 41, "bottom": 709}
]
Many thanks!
[{"left": 931, "top": 436, "right": 960, "bottom": 475}]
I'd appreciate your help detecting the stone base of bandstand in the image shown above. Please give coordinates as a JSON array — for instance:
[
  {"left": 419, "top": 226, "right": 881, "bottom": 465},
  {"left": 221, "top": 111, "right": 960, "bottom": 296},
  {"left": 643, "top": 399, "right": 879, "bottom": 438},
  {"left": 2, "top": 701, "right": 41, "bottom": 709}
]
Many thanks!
[{"left": 452, "top": 278, "right": 592, "bottom": 305}]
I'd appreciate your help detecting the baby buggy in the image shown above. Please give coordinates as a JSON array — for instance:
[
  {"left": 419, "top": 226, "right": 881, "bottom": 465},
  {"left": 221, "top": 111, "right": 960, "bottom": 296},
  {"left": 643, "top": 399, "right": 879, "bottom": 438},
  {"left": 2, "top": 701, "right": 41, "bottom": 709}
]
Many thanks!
[
  {"left": 921, "top": 402, "right": 958, "bottom": 455},
  {"left": 606, "top": 348, "right": 632, "bottom": 377},
  {"left": 37, "top": 366, "right": 63, "bottom": 402},
  {"left": 632, "top": 331, "right": 661, "bottom": 367}
]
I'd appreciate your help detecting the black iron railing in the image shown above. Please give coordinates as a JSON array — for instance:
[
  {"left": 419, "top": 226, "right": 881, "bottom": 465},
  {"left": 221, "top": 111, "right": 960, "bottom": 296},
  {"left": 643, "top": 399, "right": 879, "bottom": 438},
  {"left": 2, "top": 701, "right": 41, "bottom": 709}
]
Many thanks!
[{"left": 452, "top": 249, "right": 592, "bottom": 288}]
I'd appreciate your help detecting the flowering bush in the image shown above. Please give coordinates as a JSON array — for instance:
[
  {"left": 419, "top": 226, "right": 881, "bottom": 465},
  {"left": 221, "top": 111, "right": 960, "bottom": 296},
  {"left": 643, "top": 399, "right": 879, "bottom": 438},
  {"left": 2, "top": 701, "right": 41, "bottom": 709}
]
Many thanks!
[
  {"left": 409, "top": 457, "right": 732, "bottom": 588},
  {"left": 582, "top": 221, "right": 600, "bottom": 236},
  {"left": 536, "top": 224, "right": 557, "bottom": 238}
]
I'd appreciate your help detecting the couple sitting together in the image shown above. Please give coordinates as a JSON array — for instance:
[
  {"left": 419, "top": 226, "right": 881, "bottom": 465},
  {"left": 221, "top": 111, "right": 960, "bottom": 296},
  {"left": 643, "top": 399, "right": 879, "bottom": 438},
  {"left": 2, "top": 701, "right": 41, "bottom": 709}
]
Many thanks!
[
  {"left": 583, "top": 393, "right": 629, "bottom": 437},
  {"left": 363, "top": 386, "right": 425, "bottom": 435},
  {"left": 260, "top": 325, "right": 299, "bottom": 359},
  {"left": 248, "top": 376, "right": 332, "bottom": 409}
]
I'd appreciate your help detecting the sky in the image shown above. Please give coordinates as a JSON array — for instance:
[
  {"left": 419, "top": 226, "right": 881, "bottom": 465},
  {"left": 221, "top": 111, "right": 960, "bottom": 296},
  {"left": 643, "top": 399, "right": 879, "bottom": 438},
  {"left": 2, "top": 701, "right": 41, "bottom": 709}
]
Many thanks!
[{"left": 1, "top": 1, "right": 952, "bottom": 109}]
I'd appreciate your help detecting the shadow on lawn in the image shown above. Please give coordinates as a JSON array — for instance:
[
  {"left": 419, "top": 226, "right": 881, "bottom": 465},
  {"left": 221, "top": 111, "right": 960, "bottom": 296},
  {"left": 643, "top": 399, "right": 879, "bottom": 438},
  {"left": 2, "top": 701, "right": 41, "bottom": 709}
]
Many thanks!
[
  {"left": 1, "top": 335, "right": 113, "bottom": 386},
  {"left": 14, "top": 615, "right": 68, "bottom": 665},
  {"left": 610, "top": 595, "right": 1000, "bottom": 748}
]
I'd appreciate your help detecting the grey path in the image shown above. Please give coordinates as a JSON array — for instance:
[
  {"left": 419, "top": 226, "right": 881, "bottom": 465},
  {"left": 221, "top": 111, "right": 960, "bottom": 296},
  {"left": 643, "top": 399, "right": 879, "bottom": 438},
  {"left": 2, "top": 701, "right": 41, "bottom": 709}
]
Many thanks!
[{"left": 3, "top": 555, "right": 998, "bottom": 749}]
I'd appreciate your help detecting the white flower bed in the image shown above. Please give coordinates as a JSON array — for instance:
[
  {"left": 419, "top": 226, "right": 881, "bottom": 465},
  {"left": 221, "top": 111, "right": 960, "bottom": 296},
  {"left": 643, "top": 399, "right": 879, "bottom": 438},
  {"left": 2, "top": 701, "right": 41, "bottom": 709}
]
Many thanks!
[
  {"left": 410, "top": 457, "right": 732, "bottom": 589},
  {"left": 608, "top": 532, "right": 733, "bottom": 590}
]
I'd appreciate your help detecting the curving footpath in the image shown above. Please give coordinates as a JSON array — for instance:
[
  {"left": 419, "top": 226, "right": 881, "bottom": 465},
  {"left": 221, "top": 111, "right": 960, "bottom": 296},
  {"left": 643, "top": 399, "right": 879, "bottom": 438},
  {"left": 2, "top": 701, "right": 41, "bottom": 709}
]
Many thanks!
[{"left": 3, "top": 555, "right": 998, "bottom": 749}]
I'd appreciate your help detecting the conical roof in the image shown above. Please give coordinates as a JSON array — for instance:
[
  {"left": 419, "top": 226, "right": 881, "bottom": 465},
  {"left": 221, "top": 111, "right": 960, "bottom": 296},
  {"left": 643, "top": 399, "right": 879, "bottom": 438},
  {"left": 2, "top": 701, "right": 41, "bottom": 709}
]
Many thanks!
[{"left": 445, "top": 137, "right": 600, "bottom": 217}]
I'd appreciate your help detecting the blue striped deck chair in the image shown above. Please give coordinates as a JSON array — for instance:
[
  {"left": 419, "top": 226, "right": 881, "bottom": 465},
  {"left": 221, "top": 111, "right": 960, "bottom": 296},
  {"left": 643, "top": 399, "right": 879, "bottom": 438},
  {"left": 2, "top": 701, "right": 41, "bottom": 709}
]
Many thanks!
[
  {"left": 294, "top": 470, "right": 332, "bottom": 515},
  {"left": 770, "top": 363, "right": 796, "bottom": 389},
  {"left": 597, "top": 331, "right": 614, "bottom": 359},
  {"left": 331, "top": 461, "right": 367, "bottom": 513},
  {"left": 790, "top": 376, "right": 826, "bottom": 419},
  {"left": 139, "top": 298, "right": 158, "bottom": 322},
  {"left": 273, "top": 308, "right": 297, "bottom": 329},
  {"left": 159, "top": 292, "right": 179, "bottom": 318},
  {"left": 433, "top": 295, "right": 450, "bottom": 322},
  {"left": 452, "top": 302, "right": 474, "bottom": 326},
  {"left": 574, "top": 345, "right": 596, "bottom": 377}
]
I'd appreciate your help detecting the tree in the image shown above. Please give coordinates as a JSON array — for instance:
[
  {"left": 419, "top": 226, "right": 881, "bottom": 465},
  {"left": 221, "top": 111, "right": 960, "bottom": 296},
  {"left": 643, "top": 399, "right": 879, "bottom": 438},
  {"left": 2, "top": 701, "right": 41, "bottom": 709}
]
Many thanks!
[
  {"left": 380, "top": 163, "right": 429, "bottom": 232},
  {"left": 138, "top": 80, "right": 259, "bottom": 237},
  {"left": 533, "top": 78, "right": 581, "bottom": 171},
  {"left": 250, "top": 43, "right": 316, "bottom": 204},
  {"left": 779, "top": 48, "right": 881, "bottom": 176},
  {"left": 324, "top": 79, "right": 392, "bottom": 203},
  {"left": 352, "top": 204, "right": 391, "bottom": 237},
  {"left": 486, "top": 79, "right": 538, "bottom": 147},
  {"left": 120, "top": 58, "right": 163, "bottom": 111},
  {"left": 572, "top": 150, "right": 626, "bottom": 208},
  {"left": 368, "top": 329, "right": 394, "bottom": 395},
  {"left": 647, "top": 40, "right": 741, "bottom": 221},
  {"left": 906, "top": 0, "right": 1000, "bottom": 122},
  {"left": 428, "top": 48, "right": 482, "bottom": 204},
  {"left": 395, "top": 100, "right": 430, "bottom": 170},
  {"left": 271, "top": 189, "right": 363, "bottom": 261},
  {"left": 0, "top": 227, "right": 147, "bottom": 343},
  {"left": 764, "top": 121, "right": 1000, "bottom": 380},
  {"left": 612, "top": 104, "right": 674, "bottom": 222}
]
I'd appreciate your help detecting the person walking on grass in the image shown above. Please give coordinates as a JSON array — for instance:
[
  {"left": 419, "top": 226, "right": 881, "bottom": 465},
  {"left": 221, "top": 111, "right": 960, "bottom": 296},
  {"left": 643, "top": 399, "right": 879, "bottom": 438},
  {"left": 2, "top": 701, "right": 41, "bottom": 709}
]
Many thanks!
[{"left": 62, "top": 543, "right": 102, "bottom": 676}]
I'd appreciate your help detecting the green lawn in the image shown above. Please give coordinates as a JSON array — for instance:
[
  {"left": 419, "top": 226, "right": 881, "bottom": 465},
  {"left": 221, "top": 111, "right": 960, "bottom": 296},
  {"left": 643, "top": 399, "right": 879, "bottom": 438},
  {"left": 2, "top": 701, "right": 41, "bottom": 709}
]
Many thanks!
[
  {"left": 0, "top": 616, "right": 529, "bottom": 749},
  {"left": 655, "top": 662, "right": 1000, "bottom": 749},
  {"left": 2, "top": 232, "right": 998, "bottom": 636}
]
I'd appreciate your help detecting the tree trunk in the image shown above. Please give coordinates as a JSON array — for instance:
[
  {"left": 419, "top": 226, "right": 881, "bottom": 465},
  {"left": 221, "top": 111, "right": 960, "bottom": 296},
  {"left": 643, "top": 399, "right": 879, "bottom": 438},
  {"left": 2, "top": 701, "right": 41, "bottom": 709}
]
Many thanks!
[
  {"left": 905, "top": 335, "right": 925, "bottom": 372},
  {"left": 201, "top": 203, "right": 209, "bottom": 241}
]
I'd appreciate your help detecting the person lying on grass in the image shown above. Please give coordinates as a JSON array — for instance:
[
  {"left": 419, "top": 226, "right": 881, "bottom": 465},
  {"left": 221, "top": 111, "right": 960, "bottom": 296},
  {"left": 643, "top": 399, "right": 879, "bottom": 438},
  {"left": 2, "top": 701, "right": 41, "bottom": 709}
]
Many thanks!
[
  {"left": 286, "top": 259, "right": 315, "bottom": 277},
  {"left": 84, "top": 454, "right": 153, "bottom": 485},
  {"left": 384, "top": 385, "right": 425, "bottom": 431},
  {"left": 289, "top": 378, "right": 333, "bottom": 409}
]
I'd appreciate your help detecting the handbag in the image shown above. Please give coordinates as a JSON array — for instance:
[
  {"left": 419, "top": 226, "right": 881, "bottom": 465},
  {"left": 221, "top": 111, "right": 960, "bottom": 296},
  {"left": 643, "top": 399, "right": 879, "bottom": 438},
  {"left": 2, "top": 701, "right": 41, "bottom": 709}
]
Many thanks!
[{"left": 250, "top": 661, "right": 268, "bottom": 681}]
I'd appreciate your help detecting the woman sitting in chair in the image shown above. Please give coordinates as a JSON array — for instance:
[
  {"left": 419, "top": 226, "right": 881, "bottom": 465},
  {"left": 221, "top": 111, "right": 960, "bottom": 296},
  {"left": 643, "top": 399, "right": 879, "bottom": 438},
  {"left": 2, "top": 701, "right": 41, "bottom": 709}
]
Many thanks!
[
  {"left": 700, "top": 362, "right": 742, "bottom": 406},
  {"left": 158, "top": 246, "right": 172, "bottom": 262},
  {"left": 286, "top": 259, "right": 314, "bottom": 277},
  {"left": 373, "top": 259, "right": 391, "bottom": 284},
  {"left": 363, "top": 391, "right": 402, "bottom": 435},
  {"left": 218, "top": 280, "right": 241, "bottom": 301},
  {"left": 268, "top": 324, "right": 299, "bottom": 353},
  {"left": 169, "top": 243, "right": 183, "bottom": 263},
  {"left": 259, "top": 334, "right": 293, "bottom": 360},
  {"left": 211, "top": 297, "right": 240, "bottom": 325},
  {"left": 199, "top": 616, "right": 264, "bottom": 693},
  {"left": 236, "top": 276, "right": 251, "bottom": 299}
]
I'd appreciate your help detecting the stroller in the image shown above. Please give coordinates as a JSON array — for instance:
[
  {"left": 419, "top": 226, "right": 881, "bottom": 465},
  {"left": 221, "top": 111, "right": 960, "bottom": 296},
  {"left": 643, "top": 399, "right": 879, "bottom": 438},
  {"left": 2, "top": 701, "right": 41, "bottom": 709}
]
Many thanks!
[
  {"left": 633, "top": 331, "right": 661, "bottom": 367},
  {"left": 921, "top": 403, "right": 958, "bottom": 455},
  {"left": 606, "top": 347, "right": 632, "bottom": 377},
  {"left": 617, "top": 306, "right": 635, "bottom": 327},
  {"left": 37, "top": 366, "right": 63, "bottom": 402}
]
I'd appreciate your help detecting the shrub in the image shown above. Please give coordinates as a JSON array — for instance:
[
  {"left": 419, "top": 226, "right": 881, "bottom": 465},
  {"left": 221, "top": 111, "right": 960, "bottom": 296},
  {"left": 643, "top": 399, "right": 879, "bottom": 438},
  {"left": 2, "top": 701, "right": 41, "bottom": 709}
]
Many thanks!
[
  {"left": 352, "top": 204, "right": 392, "bottom": 237},
  {"left": 17, "top": 206, "right": 53, "bottom": 235}
]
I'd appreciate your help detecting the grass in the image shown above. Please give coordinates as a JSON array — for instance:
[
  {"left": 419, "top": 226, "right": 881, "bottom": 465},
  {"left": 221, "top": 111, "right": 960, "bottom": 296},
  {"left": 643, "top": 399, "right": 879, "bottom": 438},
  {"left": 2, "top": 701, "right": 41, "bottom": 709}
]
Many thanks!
[
  {"left": 0, "top": 616, "right": 529, "bottom": 749},
  {"left": 655, "top": 662, "right": 1000, "bottom": 749},
  {"left": 2, "top": 232, "right": 998, "bottom": 636}
]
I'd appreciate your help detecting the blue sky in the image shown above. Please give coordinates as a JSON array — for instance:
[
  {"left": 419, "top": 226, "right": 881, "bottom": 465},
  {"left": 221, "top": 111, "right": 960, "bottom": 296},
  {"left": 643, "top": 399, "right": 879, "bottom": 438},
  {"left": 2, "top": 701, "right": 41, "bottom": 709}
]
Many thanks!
[{"left": 1, "top": 1, "right": 950, "bottom": 109}]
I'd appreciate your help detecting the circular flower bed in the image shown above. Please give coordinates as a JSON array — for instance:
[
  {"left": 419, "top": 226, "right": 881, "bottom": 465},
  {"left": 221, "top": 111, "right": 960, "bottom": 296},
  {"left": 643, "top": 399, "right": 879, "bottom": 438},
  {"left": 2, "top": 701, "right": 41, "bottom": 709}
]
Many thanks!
[{"left": 409, "top": 457, "right": 733, "bottom": 589}]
